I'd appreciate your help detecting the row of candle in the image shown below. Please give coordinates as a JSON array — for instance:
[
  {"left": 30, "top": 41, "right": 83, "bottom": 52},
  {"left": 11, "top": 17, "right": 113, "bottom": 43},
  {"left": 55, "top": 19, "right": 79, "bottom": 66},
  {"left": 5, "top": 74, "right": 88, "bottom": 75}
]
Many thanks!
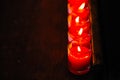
[{"left": 67, "top": 0, "right": 92, "bottom": 75}]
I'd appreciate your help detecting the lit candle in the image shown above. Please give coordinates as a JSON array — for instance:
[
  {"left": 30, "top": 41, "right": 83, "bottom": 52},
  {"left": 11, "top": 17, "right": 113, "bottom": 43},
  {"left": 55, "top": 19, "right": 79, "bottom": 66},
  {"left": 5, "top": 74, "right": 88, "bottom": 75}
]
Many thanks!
[
  {"left": 68, "top": 0, "right": 90, "bottom": 20},
  {"left": 68, "top": 19, "right": 91, "bottom": 36},
  {"left": 68, "top": 23, "right": 91, "bottom": 46},
  {"left": 75, "top": 2, "right": 90, "bottom": 20},
  {"left": 68, "top": 42, "right": 92, "bottom": 75}
]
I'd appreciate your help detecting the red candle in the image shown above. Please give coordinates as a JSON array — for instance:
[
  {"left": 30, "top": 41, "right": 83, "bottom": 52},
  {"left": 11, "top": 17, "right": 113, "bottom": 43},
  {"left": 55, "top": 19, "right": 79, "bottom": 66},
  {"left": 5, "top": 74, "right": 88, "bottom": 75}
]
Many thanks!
[
  {"left": 68, "top": 1, "right": 90, "bottom": 20},
  {"left": 68, "top": 19, "right": 91, "bottom": 36},
  {"left": 68, "top": 42, "right": 92, "bottom": 75},
  {"left": 67, "top": 0, "right": 92, "bottom": 75}
]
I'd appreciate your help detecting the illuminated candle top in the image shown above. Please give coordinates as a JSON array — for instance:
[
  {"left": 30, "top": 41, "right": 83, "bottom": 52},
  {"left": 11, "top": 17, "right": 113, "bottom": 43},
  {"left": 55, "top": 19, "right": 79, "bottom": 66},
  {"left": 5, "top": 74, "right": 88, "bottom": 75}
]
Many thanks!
[{"left": 68, "top": 42, "right": 91, "bottom": 58}]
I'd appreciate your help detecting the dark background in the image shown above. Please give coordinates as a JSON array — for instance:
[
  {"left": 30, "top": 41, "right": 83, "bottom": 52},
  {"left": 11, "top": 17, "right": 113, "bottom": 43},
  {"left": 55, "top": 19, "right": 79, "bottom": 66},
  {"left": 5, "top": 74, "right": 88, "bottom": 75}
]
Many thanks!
[{"left": 1, "top": 0, "right": 120, "bottom": 80}]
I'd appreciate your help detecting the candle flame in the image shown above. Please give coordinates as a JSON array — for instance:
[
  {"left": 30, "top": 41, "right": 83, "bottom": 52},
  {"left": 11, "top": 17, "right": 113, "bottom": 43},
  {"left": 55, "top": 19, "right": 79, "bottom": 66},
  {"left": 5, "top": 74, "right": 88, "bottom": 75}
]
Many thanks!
[
  {"left": 77, "top": 46, "right": 81, "bottom": 52},
  {"left": 78, "top": 28, "right": 83, "bottom": 35},
  {"left": 75, "top": 16, "right": 80, "bottom": 23},
  {"left": 79, "top": 2, "right": 85, "bottom": 10}
]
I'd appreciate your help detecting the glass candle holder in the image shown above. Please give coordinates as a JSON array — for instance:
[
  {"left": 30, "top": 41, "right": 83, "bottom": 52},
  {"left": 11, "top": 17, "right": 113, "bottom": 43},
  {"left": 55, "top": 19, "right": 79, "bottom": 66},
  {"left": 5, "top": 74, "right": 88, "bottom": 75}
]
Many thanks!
[{"left": 67, "top": 0, "right": 93, "bottom": 75}]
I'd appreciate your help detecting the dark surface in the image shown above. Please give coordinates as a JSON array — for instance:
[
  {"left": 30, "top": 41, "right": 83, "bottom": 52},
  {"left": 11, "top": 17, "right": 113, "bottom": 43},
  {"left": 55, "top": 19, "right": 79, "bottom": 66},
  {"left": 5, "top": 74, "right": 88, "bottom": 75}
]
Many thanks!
[{"left": 1, "top": 0, "right": 120, "bottom": 80}]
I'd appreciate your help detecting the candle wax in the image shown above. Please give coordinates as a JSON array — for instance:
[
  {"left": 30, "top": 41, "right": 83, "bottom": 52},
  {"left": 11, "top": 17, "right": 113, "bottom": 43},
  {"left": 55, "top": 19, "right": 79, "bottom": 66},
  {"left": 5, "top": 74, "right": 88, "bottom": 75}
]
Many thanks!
[
  {"left": 69, "top": 20, "right": 91, "bottom": 36},
  {"left": 68, "top": 43, "right": 92, "bottom": 70}
]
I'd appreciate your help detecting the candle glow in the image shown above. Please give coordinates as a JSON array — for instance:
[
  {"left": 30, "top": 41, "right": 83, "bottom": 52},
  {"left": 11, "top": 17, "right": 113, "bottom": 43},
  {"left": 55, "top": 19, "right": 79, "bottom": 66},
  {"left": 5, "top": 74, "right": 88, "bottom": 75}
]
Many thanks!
[{"left": 67, "top": 0, "right": 92, "bottom": 75}]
